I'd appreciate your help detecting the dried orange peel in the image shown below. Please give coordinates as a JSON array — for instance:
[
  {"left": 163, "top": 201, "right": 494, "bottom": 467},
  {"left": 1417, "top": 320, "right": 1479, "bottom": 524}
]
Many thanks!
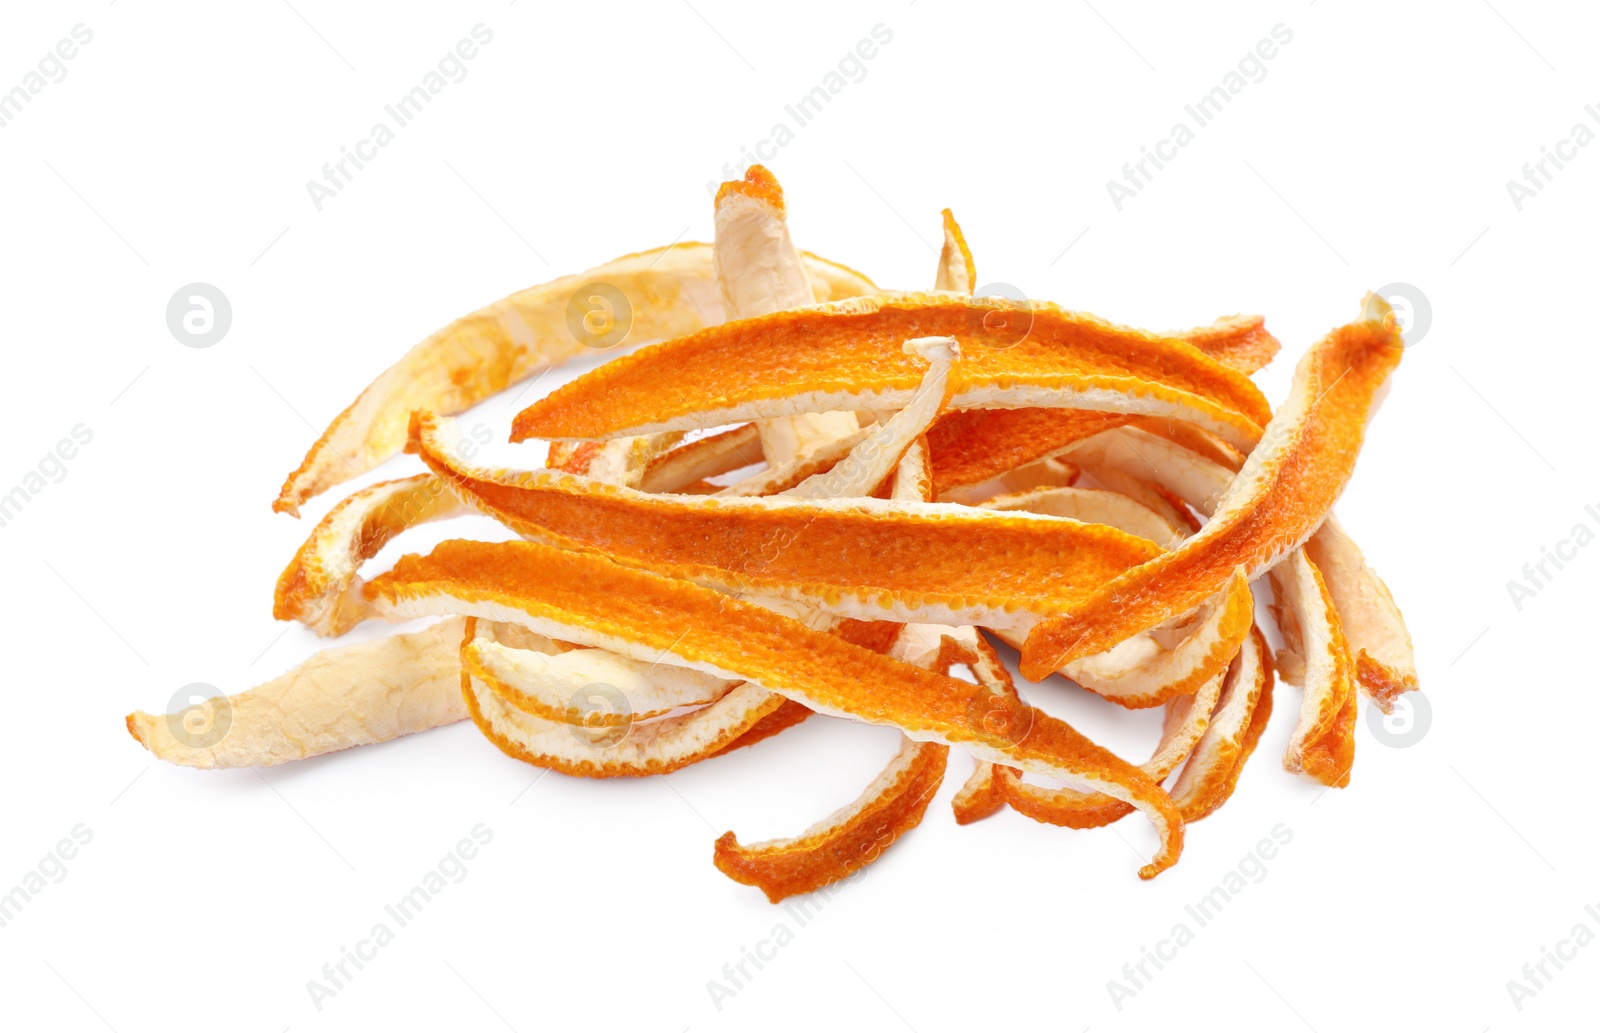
[
  {"left": 922, "top": 313, "right": 1279, "bottom": 497},
  {"left": 273, "top": 473, "right": 466, "bottom": 637},
  {"left": 128, "top": 165, "right": 1422, "bottom": 896},
  {"left": 1304, "top": 517, "right": 1418, "bottom": 712},
  {"left": 713, "top": 610, "right": 952, "bottom": 903},
  {"left": 1270, "top": 549, "right": 1358, "bottom": 787},
  {"left": 715, "top": 165, "right": 862, "bottom": 465},
  {"left": 274, "top": 242, "right": 875, "bottom": 516},
  {"left": 363, "top": 538, "right": 1186, "bottom": 878},
  {"left": 714, "top": 732, "right": 949, "bottom": 902},
  {"left": 510, "top": 293, "right": 1273, "bottom": 451},
  {"left": 408, "top": 411, "right": 1163, "bottom": 630},
  {"left": 1022, "top": 298, "right": 1405, "bottom": 679},
  {"left": 126, "top": 618, "right": 472, "bottom": 768},
  {"left": 1169, "top": 627, "right": 1275, "bottom": 821}
]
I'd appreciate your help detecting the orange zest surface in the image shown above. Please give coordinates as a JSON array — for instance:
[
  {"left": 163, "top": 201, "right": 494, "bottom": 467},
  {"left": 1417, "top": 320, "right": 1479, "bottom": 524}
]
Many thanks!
[
  {"left": 409, "top": 412, "right": 1163, "bottom": 630},
  {"left": 510, "top": 293, "right": 1273, "bottom": 451},
  {"left": 1021, "top": 299, "right": 1404, "bottom": 679},
  {"left": 714, "top": 734, "right": 948, "bottom": 901},
  {"left": 363, "top": 538, "right": 1186, "bottom": 877},
  {"left": 923, "top": 314, "right": 1279, "bottom": 496}
]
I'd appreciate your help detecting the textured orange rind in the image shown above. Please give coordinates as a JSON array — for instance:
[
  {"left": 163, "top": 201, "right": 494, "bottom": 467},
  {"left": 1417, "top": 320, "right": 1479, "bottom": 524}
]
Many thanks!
[
  {"left": 363, "top": 538, "right": 1186, "bottom": 878},
  {"left": 1022, "top": 298, "right": 1404, "bottom": 679},
  {"left": 410, "top": 412, "right": 1163, "bottom": 631},
  {"left": 511, "top": 293, "right": 1273, "bottom": 451}
]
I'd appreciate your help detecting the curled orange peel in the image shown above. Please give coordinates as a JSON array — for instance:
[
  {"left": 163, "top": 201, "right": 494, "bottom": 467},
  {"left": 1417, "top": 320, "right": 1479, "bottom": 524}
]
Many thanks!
[
  {"left": 409, "top": 411, "right": 1162, "bottom": 631},
  {"left": 1029, "top": 571, "right": 1253, "bottom": 710},
  {"left": 713, "top": 732, "right": 949, "bottom": 902},
  {"left": 949, "top": 629, "right": 1023, "bottom": 825},
  {"left": 362, "top": 538, "right": 1186, "bottom": 878},
  {"left": 274, "top": 473, "right": 466, "bottom": 637},
  {"left": 982, "top": 480, "right": 1253, "bottom": 710},
  {"left": 1169, "top": 627, "right": 1275, "bottom": 821},
  {"left": 462, "top": 649, "right": 787, "bottom": 778},
  {"left": 935, "top": 208, "right": 976, "bottom": 294},
  {"left": 996, "top": 657, "right": 1228, "bottom": 829},
  {"left": 714, "top": 607, "right": 951, "bottom": 902},
  {"left": 1270, "top": 550, "right": 1357, "bottom": 787},
  {"left": 1022, "top": 299, "right": 1404, "bottom": 679},
  {"left": 510, "top": 293, "right": 1273, "bottom": 452},
  {"left": 1068, "top": 421, "right": 1417, "bottom": 710},
  {"left": 126, "top": 618, "right": 471, "bottom": 768},
  {"left": 1304, "top": 517, "right": 1418, "bottom": 712},
  {"left": 273, "top": 241, "right": 875, "bottom": 516},
  {"left": 463, "top": 620, "right": 738, "bottom": 725}
]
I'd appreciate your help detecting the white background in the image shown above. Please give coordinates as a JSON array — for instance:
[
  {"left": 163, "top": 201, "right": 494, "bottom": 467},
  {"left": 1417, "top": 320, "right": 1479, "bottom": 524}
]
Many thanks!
[{"left": 1, "top": 1, "right": 1594, "bottom": 1030}]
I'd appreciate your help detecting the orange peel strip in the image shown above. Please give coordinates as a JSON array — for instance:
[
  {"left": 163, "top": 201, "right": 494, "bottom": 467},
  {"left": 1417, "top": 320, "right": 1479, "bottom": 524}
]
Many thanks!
[
  {"left": 938, "top": 456, "right": 1080, "bottom": 507},
  {"left": 1022, "top": 298, "right": 1404, "bottom": 679},
  {"left": 715, "top": 427, "right": 870, "bottom": 498},
  {"left": 510, "top": 293, "right": 1273, "bottom": 452},
  {"left": 276, "top": 419, "right": 729, "bottom": 638},
  {"left": 949, "top": 629, "right": 1022, "bottom": 825},
  {"left": 273, "top": 241, "right": 875, "bottom": 516},
  {"left": 1304, "top": 517, "right": 1418, "bottom": 712},
  {"left": 921, "top": 313, "right": 1279, "bottom": 496},
  {"left": 996, "top": 658, "right": 1228, "bottom": 829},
  {"left": 126, "top": 618, "right": 472, "bottom": 768},
  {"left": 716, "top": 165, "right": 860, "bottom": 464},
  {"left": 1028, "top": 571, "right": 1252, "bottom": 710},
  {"left": 934, "top": 208, "right": 976, "bottom": 294},
  {"left": 463, "top": 620, "right": 738, "bottom": 725},
  {"left": 785, "top": 336, "right": 959, "bottom": 500},
  {"left": 638, "top": 424, "right": 763, "bottom": 493},
  {"left": 363, "top": 538, "right": 1185, "bottom": 878},
  {"left": 1169, "top": 627, "right": 1275, "bottom": 821},
  {"left": 713, "top": 732, "right": 948, "bottom": 902},
  {"left": 274, "top": 473, "right": 466, "bottom": 637},
  {"left": 410, "top": 412, "right": 1163, "bottom": 631},
  {"left": 1068, "top": 422, "right": 1415, "bottom": 708},
  {"left": 981, "top": 485, "right": 1186, "bottom": 549},
  {"left": 1270, "top": 549, "right": 1357, "bottom": 787},
  {"left": 462, "top": 647, "right": 787, "bottom": 778},
  {"left": 981, "top": 481, "right": 1253, "bottom": 710},
  {"left": 714, "top": 599, "right": 950, "bottom": 901}
]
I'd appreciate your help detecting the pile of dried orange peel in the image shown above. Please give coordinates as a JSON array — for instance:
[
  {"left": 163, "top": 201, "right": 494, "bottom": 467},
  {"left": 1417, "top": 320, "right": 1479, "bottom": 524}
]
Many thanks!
[{"left": 126, "top": 167, "right": 1418, "bottom": 901}]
